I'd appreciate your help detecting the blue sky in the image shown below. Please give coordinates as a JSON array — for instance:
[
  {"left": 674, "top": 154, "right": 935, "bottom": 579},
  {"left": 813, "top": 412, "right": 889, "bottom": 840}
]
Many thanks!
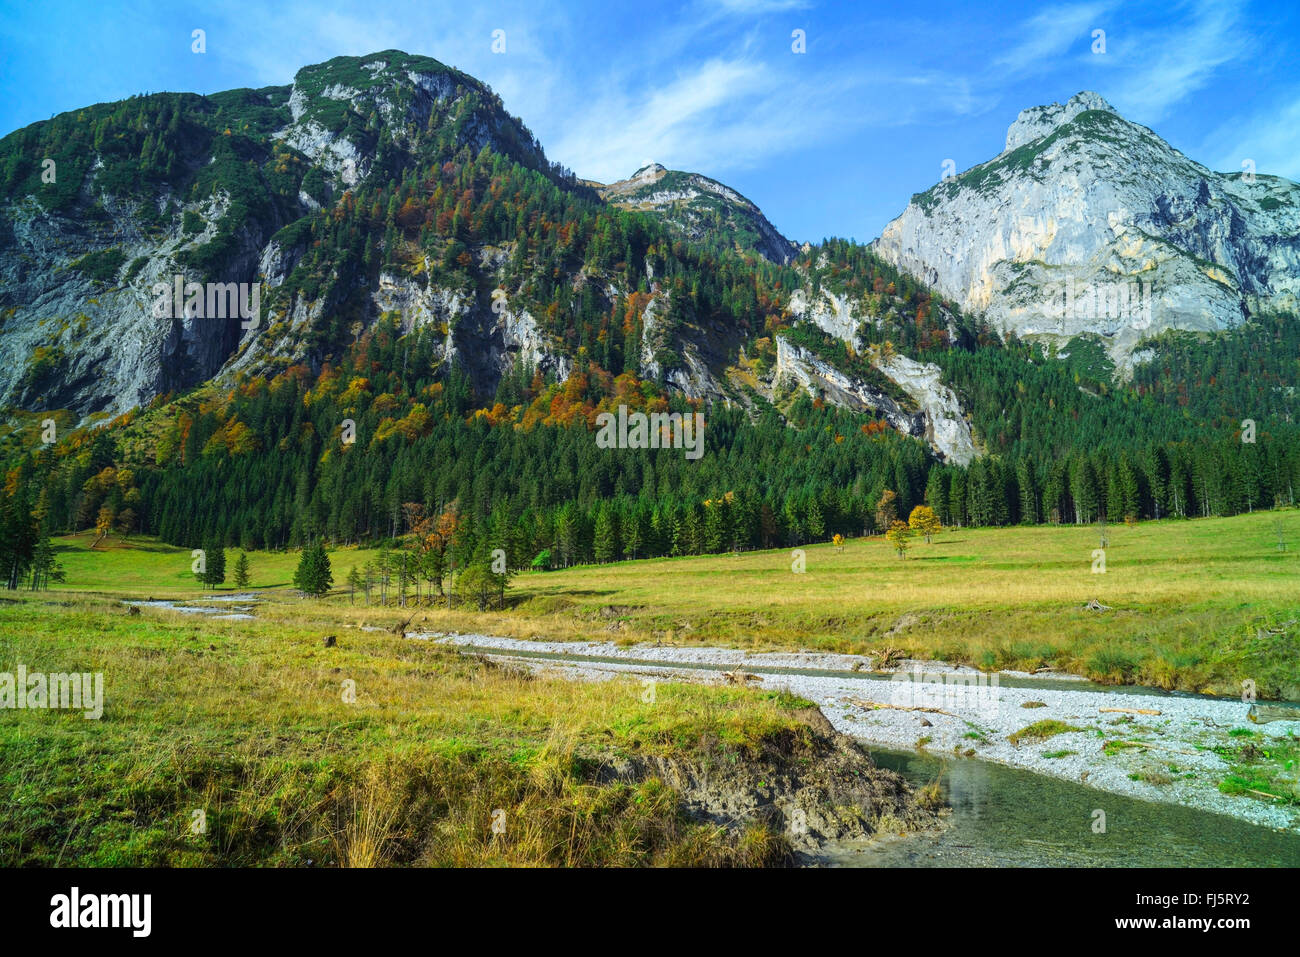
[{"left": 2, "top": 0, "right": 1298, "bottom": 243}]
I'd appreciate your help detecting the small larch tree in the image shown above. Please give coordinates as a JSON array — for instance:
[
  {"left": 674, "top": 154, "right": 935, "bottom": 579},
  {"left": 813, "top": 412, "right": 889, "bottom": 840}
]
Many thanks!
[
  {"left": 886, "top": 520, "right": 912, "bottom": 559},
  {"left": 875, "top": 489, "right": 898, "bottom": 532}
]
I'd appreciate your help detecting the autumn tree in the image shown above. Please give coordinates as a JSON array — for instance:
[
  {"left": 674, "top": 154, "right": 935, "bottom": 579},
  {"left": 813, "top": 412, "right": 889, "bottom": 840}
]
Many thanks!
[
  {"left": 908, "top": 505, "right": 941, "bottom": 544},
  {"left": 885, "top": 520, "right": 912, "bottom": 559},
  {"left": 92, "top": 505, "right": 115, "bottom": 548},
  {"left": 875, "top": 489, "right": 898, "bottom": 532}
]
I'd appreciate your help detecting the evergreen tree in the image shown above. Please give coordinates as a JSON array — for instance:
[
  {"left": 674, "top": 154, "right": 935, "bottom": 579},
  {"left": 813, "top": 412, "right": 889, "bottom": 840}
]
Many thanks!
[
  {"left": 293, "top": 542, "right": 333, "bottom": 597},
  {"left": 201, "top": 537, "right": 226, "bottom": 590},
  {"left": 233, "top": 550, "right": 251, "bottom": 588}
]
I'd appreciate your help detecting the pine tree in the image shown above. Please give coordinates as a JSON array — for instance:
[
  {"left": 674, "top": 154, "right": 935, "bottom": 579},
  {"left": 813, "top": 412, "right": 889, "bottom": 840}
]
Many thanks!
[
  {"left": 293, "top": 542, "right": 333, "bottom": 597},
  {"left": 202, "top": 537, "right": 226, "bottom": 590},
  {"left": 593, "top": 507, "right": 617, "bottom": 563},
  {"left": 233, "top": 551, "right": 251, "bottom": 589}
]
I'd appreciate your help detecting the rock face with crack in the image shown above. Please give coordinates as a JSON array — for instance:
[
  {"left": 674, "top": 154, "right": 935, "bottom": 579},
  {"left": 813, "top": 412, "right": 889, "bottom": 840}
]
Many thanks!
[
  {"left": 781, "top": 283, "right": 978, "bottom": 464},
  {"left": 873, "top": 91, "right": 1300, "bottom": 372}
]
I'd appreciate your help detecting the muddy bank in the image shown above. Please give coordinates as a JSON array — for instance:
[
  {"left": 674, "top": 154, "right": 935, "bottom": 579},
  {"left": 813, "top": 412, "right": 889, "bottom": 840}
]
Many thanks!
[{"left": 601, "top": 708, "right": 943, "bottom": 862}]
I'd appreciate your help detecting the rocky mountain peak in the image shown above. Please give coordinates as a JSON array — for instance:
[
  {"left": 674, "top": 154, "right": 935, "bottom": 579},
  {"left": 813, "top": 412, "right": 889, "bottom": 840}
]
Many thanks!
[
  {"left": 597, "top": 165, "right": 797, "bottom": 264},
  {"left": 874, "top": 90, "right": 1300, "bottom": 374},
  {"left": 629, "top": 162, "right": 668, "bottom": 183},
  {"left": 1003, "top": 90, "right": 1117, "bottom": 153}
]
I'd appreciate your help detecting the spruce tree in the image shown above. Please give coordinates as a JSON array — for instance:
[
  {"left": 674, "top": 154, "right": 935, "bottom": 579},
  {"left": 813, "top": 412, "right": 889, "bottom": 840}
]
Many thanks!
[
  {"left": 233, "top": 551, "right": 251, "bottom": 589},
  {"left": 293, "top": 542, "right": 333, "bottom": 597},
  {"left": 202, "top": 538, "right": 226, "bottom": 590}
]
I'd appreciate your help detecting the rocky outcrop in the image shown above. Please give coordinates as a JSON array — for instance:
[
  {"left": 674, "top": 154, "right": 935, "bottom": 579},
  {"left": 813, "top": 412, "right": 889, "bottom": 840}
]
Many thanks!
[
  {"left": 775, "top": 336, "right": 922, "bottom": 435},
  {"left": 787, "top": 286, "right": 863, "bottom": 343},
  {"left": 774, "top": 336, "right": 975, "bottom": 464},
  {"left": 875, "top": 353, "right": 977, "bottom": 466},
  {"left": 873, "top": 91, "right": 1300, "bottom": 372}
]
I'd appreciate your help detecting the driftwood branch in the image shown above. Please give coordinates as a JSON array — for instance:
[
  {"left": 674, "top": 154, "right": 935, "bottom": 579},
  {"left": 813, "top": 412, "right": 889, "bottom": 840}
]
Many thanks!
[
  {"left": 847, "top": 697, "right": 961, "bottom": 718},
  {"left": 1100, "top": 707, "right": 1161, "bottom": 716},
  {"left": 1108, "top": 739, "right": 1199, "bottom": 756}
]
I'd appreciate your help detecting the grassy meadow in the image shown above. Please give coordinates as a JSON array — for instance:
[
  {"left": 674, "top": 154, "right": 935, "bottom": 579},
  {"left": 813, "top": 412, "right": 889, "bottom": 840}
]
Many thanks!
[
  {"left": 4, "top": 509, "right": 1297, "bottom": 866},
  {"left": 0, "top": 592, "right": 831, "bottom": 866},
  {"left": 39, "top": 508, "right": 1300, "bottom": 697}
]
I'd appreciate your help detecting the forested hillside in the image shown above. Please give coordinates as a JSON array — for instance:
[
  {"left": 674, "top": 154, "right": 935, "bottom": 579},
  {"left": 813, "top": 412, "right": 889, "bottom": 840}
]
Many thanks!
[{"left": 1, "top": 52, "right": 1298, "bottom": 591}]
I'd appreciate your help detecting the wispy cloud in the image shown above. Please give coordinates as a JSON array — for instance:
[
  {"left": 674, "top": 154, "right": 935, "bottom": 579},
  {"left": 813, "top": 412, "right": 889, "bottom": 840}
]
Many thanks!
[
  {"left": 548, "top": 58, "right": 818, "bottom": 180},
  {"left": 1104, "top": 0, "right": 1253, "bottom": 121},
  {"left": 994, "top": 1, "right": 1116, "bottom": 75}
]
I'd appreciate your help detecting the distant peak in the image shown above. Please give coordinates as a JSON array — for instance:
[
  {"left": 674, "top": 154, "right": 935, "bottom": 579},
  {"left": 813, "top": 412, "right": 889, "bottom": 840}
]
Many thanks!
[
  {"left": 631, "top": 162, "right": 668, "bottom": 181},
  {"left": 1004, "top": 90, "right": 1119, "bottom": 153}
]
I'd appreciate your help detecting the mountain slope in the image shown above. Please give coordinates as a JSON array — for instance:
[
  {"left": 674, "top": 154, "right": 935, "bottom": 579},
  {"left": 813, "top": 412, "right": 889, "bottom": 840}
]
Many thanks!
[
  {"left": 873, "top": 91, "right": 1300, "bottom": 371},
  {"left": 0, "top": 51, "right": 576, "bottom": 419},
  {"left": 594, "top": 163, "right": 797, "bottom": 264}
]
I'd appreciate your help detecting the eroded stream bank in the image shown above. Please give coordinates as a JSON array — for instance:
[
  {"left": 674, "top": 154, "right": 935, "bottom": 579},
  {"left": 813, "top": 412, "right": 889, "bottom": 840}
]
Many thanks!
[{"left": 419, "top": 632, "right": 1300, "bottom": 835}]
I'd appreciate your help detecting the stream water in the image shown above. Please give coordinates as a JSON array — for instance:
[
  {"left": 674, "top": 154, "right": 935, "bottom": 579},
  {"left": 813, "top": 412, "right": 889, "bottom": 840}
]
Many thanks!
[{"left": 828, "top": 747, "right": 1300, "bottom": 867}]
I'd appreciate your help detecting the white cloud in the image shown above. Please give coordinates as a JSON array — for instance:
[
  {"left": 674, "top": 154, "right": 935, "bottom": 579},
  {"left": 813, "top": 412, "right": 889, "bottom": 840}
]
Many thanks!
[
  {"left": 994, "top": 1, "right": 1116, "bottom": 75},
  {"left": 1102, "top": 0, "right": 1253, "bottom": 121}
]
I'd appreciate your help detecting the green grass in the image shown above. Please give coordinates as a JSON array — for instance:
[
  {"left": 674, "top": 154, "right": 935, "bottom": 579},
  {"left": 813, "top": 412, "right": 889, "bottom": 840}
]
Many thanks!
[
  {"left": 1214, "top": 734, "right": 1300, "bottom": 806},
  {"left": 0, "top": 594, "right": 833, "bottom": 866},
  {"left": 47, "top": 508, "right": 1300, "bottom": 698},
  {"left": 1009, "top": 720, "right": 1082, "bottom": 746}
]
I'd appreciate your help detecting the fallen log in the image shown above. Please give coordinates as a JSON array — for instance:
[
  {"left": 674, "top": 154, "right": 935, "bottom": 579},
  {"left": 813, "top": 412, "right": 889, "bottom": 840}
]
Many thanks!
[
  {"left": 1107, "top": 739, "right": 1199, "bottom": 756},
  {"left": 1099, "top": 707, "right": 1161, "bottom": 716},
  {"left": 1242, "top": 787, "right": 1285, "bottom": 801},
  {"left": 1248, "top": 703, "right": 1300, "bottom": 724},
  {"left": 721, "top": 669, "right": 761, "bottom": 685},
  {"left": 847, "top": 697, "right": 961, "bottom": 718}
]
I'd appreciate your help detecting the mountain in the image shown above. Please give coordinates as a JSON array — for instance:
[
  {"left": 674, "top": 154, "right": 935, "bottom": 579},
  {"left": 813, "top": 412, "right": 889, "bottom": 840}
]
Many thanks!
[
  {"left": 2, "top": 56, "right": 1299, "bottom": 570},
  {"left": 593, "top": 163, "right": 797, "bottom": 264},
  {"left": 873, "top": 91, "right": 1300, "bottom": 371},
  {"left": 0, "top": 50, "right": 967, "bottom": 460},
  {"left": 0, "top": 50, "right": 575, "bottom": 419}
]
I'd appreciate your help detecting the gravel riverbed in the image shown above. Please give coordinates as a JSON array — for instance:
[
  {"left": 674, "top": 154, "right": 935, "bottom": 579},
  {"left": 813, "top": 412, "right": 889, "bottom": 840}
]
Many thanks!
[{"left": 417, "top": 631, "right": 1300, "bottom": 833}]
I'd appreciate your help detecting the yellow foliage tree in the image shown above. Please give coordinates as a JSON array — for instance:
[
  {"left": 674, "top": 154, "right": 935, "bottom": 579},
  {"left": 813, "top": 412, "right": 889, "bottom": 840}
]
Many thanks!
[
  {"left": 885, "top": 520, "right": 912, "bottom": 559},
  {"left": 908, "top": 505, "right": 941, "bottom": 544}
]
